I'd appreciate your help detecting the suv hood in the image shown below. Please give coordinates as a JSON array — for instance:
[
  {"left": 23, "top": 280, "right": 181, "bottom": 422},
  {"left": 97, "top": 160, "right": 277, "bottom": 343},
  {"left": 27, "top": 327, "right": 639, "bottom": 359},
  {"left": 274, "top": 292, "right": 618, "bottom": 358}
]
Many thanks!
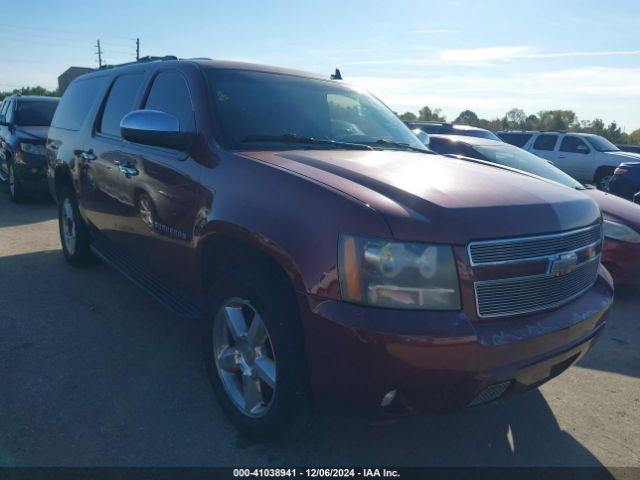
[
  {"left": 582, "top": 189, "right": 640, "bottom": 229},
  {"left": 15, "top": 126, "right": 49, "bottom": 141},
  {"left": 605, "top": 151, "right": 640, "bottom": 162},
  {"left": 242, "top": 150, "right": 601, "bottom": 244}
]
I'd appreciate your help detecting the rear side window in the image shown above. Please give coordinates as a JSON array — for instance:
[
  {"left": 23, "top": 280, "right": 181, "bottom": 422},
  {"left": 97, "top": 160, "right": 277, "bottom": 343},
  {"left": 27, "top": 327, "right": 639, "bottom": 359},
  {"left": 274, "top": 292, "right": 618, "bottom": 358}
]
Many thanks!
[
  {"left": 144, "top": 71, "right": 194, "bottom": 132},
  {"left": 99, "top": 73, "right": 145, "bottom": 137},
  {"left": 560, "top": 136, "right": 590, "bottom": 153},
  {"left": 498, "top": 132, "right": 532, "bottom": 148},
  {"left": 52, "top": 77, "right": 106, "bottom": 131},
  {"left": 532, "top": 134, "right": 558, "bottom": 151}
]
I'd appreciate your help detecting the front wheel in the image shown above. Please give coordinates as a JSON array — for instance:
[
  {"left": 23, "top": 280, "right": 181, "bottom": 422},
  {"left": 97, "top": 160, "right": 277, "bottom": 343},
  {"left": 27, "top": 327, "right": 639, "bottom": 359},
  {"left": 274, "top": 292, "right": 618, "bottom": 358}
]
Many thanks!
[
  {"left": 203, "top": 269, "right": 313, "bottom": 440},
  {"left": 57, "top": 186, "right": 96, "bottom": 267},
  {"left": 595, "top": 168, "right": 615, "bottom": 191},
  {"left": 7, "top": 162, "right": 26, "bottom": 203}
]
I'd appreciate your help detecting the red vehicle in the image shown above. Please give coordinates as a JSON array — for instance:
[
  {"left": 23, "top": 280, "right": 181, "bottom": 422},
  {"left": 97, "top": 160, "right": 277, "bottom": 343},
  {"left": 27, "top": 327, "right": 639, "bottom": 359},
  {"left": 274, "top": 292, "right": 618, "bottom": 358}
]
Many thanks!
[
  {"left": 47, "top": 58, "right": 613, "bottom": 439},
  {"left": 427, "top": 134, "right": 640, "bottom": 288}
]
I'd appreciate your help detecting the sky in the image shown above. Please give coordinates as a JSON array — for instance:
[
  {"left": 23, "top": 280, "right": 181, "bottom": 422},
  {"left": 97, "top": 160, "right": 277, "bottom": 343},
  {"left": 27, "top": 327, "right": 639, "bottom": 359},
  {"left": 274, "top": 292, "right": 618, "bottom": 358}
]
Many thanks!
[{"left": 2, "top": 0, "right": 640, "bottom": 130}]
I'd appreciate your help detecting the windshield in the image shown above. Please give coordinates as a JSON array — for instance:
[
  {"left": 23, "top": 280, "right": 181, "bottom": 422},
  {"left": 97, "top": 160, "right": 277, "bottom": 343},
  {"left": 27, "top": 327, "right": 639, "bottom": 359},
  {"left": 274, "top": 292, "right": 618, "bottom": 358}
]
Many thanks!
[
  {"left": 453, "top": 127, "right": 501, "bottom": 141},
  {"left": 473, "top": 144, "right": 584, "bottom": 189},
  {"left": 585, "top": 135, "right": 619, "bottom": 152},
  {"left": 14, "top": 100, "right": 58, "bottom": 126},
  {"left": 206, "top": 69, "right": 427, "bottom": 152}
]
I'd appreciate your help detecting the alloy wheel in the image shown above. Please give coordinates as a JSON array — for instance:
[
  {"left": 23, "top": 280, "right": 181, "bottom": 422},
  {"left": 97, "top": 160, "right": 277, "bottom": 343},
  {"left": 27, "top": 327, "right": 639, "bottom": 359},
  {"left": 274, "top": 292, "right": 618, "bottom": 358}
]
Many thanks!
[
  {"left": 212, "top": 298, "right": 277, "bottom": 418},
  {"left": 139, "top": 196, "right": 154, "bottom": 229},
  {"left": 599, "top": 174, "right": 613, "bottom": 191},
  {"left": 61, "top": 198, "right": 77, "bottom": 255},
  {"left": 8, "top": 164, "right": 15, "bottom": 197}
]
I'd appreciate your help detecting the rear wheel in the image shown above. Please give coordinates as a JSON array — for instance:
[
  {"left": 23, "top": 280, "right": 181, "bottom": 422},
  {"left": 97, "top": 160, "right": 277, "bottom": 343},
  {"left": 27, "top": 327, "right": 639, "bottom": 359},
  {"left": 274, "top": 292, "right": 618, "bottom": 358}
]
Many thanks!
[
  {"left": 203, "top": 269, "right": 313, "bottom": 440},
  {"left": 7, "top": 162, "right": 26, "bottom": 203},
  {"left": 57, "top": 186, "right": 96, "bottom": 267}
]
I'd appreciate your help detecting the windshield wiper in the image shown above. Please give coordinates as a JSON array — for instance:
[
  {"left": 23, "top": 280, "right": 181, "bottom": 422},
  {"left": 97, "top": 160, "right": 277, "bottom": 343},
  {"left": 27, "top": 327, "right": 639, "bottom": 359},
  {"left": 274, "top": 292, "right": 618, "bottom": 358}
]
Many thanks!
[
  {"left": 239, "top": 133, "right": 373, "bottom": 150},
  {"left": 363, "top": 138, "right": 431, "bottom": 153}
]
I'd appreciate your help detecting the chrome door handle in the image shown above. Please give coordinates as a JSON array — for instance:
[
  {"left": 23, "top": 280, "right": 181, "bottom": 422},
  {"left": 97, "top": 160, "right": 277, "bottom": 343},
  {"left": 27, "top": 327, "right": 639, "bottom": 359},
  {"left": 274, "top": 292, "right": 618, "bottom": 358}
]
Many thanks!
[
  {"left": 119, "top": 165, "right": 139, "bottom": 177},
  {"left": 81, "top": 151, "right": 96, "bottom": 161}
]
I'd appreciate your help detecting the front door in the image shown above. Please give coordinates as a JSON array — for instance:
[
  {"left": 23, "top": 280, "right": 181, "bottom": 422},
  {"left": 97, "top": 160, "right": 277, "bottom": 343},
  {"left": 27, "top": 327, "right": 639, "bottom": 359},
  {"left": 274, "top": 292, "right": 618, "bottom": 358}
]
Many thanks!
[{"left": 557, "top": 135, "right": 593, "bottom": 182}]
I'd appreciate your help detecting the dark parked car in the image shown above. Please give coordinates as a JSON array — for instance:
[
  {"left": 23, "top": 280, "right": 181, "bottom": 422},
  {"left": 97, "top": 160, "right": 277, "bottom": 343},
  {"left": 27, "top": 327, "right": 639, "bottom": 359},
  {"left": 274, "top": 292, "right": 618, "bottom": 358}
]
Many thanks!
[
  {"left": 618, "top": 144, "right": 640, "bottom": 154},
  {"left": 427, "top": 134, "right": 640, "bottom": 287},
  {"left": 609, "top": 162, "right": 640, "bottom": 201},
  {"left": 406, "top": 121, "right": 501, "bottom": 141},
  {"left": 47, "top": 58, "right": 613, "bottom": 439},
  {"left": 0, "top": 95, "right": 59, "bottom": 201}
]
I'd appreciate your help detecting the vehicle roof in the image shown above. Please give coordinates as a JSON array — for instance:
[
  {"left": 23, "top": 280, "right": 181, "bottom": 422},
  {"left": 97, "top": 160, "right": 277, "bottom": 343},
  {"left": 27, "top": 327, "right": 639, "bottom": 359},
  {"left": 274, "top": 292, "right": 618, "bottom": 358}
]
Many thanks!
[
  {"left": 497, "top": 130, "right": 598, "bottom": 137},
  {"left": 6, "top": 95, "right": 59, "bottom": 102},
  {"left": 75, "top": 58, "right": 331, "bottom": 82},
  {"left": 429, "top": 134, "right": 505, "bottom": 147}
]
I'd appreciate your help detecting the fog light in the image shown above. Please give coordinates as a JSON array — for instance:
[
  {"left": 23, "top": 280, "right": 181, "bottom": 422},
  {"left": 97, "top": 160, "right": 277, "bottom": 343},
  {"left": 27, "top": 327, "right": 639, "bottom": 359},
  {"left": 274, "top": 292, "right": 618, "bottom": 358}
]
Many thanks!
[{"left": 380, "top": 389, "right": 397, "bottom": 407}]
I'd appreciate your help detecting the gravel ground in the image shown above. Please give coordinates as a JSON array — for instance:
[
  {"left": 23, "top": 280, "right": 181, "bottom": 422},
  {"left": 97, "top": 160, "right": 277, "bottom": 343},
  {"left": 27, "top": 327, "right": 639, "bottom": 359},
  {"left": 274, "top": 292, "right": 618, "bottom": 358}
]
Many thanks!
[{"left": 0, "top": 185, "right": 638, "bottom": 468}]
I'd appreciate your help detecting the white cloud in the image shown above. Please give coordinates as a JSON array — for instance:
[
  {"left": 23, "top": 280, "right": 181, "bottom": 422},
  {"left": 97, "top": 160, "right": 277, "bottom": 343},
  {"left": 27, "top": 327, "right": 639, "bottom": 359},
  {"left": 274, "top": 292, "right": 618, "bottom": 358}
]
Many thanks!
[{"left": 439, "top": 46, "right": 532, "bottom": 63}]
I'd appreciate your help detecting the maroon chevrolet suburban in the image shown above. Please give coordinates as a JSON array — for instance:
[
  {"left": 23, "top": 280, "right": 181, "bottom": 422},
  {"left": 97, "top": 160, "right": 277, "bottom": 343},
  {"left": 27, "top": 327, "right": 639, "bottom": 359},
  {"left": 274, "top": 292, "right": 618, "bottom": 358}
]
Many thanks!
[{"left": 46, "top": 58, "right": 613, "bottom": 439}]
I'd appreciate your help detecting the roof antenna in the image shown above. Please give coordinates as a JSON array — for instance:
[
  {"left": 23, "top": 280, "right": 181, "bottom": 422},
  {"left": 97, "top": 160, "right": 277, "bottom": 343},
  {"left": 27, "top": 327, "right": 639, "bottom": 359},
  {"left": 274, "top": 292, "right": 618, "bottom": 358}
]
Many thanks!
[{"left": 330, "top": 68, "right": 342, "bottom": 80}]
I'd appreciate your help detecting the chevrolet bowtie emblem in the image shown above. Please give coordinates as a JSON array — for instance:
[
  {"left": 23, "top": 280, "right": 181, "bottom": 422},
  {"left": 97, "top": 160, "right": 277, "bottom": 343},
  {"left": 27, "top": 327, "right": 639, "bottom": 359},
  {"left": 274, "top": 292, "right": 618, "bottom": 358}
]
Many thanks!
[{"left": 548, "top": 252, "right": 579, "bottom": 277}]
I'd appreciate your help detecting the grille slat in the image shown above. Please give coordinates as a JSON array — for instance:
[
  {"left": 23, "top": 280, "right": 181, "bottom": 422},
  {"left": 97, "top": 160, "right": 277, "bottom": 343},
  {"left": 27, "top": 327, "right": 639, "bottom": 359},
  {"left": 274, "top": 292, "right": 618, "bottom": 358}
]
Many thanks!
[
  {"left": 475, "top": 260, "right": 599, "bottom": 317},
  {"left": 470, "top": 224, "right": 602, "bottom": 318},
  {"left": 469, "top": 224, "right": 602, "bottom": 265}
]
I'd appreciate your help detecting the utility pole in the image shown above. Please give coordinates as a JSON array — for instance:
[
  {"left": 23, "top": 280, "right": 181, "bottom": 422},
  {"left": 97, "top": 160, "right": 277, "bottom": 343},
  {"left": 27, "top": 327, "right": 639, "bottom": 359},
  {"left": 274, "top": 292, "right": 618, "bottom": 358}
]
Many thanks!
[
  {"left": 95, "top": 39, "right": 103, "bottom": 68},
  {"left": 136, "top": 37, "right": 140, "bottom": 61}
]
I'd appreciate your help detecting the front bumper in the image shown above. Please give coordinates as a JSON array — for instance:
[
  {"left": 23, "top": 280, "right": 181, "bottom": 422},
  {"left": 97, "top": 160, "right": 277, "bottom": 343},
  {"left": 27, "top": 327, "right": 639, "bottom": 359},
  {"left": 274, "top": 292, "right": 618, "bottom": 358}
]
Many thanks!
[
  {"left": 298, "top": 270, "right": 613, "bottom": 415},
  {"left": 602, "top": 238, "right": 640, "bottom": 287},
  {"left": 14, "top": 152, "right": 49, "bottom": 193}
]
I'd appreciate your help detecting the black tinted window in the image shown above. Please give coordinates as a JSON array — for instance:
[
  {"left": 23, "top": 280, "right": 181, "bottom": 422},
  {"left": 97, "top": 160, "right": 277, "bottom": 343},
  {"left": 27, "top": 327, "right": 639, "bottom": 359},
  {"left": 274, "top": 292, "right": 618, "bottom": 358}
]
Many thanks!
[
  {"left": 429, "top": 138, "right": 480, "bottom": 158},
  {"left": 52, "top": 77, "right": 106, "bottom": 131},
  {"left": 14, "top": 100, "right": 59, "bottom": 126},
  {"left": 560, "top": 136, "right": 590, "bottom": 153},
  {"left": 532, "top": 134, "right": 558, "bottom": 151},
  {"left": 497, "top": 132, "right": 532, "bottom": 147},
  {"left": 145, "top": 71, "right": 194, "bottom": 131},
  {"left": 100, "top": 73, "right": 144, "bottom": 137}
]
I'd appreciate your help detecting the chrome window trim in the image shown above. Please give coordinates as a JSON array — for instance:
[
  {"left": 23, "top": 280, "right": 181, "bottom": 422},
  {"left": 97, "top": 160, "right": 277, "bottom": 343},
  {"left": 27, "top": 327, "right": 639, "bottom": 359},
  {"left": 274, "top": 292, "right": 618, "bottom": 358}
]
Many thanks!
[{"left": 467, "top": 223, "right": 602, "bottom": 267}]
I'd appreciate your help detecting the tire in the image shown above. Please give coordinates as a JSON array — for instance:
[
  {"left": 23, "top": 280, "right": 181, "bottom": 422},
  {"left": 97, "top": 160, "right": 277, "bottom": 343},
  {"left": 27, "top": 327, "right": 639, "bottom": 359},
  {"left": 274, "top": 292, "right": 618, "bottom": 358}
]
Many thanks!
[
  {"left": 7, "top": 162, "right": 27, "bottom": 203},
  {"left": 595, "top": 168, "right": 615, "bottom": 191},
  {"left": 57, "top": 186, "right": 96, "bottom": 267},
  {"left": 203, "top": 268, "right": 313, "bottom": 440}
]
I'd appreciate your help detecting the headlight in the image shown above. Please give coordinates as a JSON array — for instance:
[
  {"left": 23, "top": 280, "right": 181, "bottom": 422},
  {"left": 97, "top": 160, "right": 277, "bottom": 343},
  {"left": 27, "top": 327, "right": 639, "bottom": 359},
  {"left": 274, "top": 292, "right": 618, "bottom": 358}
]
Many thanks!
[
  {"left": 338, "top": 234, "right": 461, "bottom": 310},
  {"left": 603, "top": 219, "right": 640, "bottom": 243},
  {"left": 20, "top": 143, "right": 46, "bottom": 155}
]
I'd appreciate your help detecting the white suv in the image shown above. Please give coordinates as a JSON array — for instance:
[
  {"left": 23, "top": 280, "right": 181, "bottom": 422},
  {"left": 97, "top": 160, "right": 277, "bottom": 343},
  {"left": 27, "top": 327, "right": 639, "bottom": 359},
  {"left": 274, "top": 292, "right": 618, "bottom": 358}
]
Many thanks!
[{"left": 497, "top": 131, "right": 640, "bottom": 190}]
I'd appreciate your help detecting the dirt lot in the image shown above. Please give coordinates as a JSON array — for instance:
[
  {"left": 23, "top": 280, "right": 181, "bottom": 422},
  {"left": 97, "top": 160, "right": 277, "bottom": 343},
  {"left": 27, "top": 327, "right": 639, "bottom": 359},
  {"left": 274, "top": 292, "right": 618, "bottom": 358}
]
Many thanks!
[{"left": 0, "top": 185, "right": 638, "bottom": 468}]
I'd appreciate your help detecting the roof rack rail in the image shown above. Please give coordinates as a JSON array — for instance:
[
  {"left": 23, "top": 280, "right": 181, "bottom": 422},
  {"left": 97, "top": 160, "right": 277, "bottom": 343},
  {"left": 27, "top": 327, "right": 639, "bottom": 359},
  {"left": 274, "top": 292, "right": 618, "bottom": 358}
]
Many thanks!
[{"left": 99, "top": 55, "right": 178, "bottom": 70}]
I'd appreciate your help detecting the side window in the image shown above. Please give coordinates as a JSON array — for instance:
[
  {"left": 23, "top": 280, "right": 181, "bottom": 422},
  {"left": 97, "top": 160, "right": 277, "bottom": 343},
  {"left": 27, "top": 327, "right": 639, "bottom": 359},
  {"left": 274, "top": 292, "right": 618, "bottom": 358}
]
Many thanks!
[
  {"left": 532, "top": 134, "right": 558, "bottom": 151},
  {"left": 52, "top": 76, "right": 107, "bottom": 131},
  {"left": 144, "top": 71, "right": 194, "bottom": 132},
  {"left": 560, "top": 136, "right": 590, "bottom": 154},
  {"left": 5, "top": 100, "right": 14, "bottom": 122},
  {"left": 99, "top": 73, "right": 145, "bottom": 137},
  {"left": 498, "top": 132, "right": 532, "bottom": 148},
  {"left": 429, "top": 138, "right": 459, "bottom": 156},
  {"left": 0, "top": 100, "right": 6, "bottom": 116}
]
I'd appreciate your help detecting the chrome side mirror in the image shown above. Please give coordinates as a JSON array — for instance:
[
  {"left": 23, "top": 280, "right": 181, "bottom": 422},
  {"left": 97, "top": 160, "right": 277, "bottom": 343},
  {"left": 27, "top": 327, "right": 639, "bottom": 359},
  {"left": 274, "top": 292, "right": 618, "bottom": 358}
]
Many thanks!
[
  {"left": 121, "top": 109, "right": 192, "bottom": 151},
  {"left": 412, "top": 128, "right": 430, "bottom": 147}
]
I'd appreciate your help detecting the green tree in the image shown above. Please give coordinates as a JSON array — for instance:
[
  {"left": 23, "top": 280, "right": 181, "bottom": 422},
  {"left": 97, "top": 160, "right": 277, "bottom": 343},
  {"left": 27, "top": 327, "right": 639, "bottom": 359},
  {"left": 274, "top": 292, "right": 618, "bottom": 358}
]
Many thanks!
[
  {"left": 418, "top": 106, "right": 446, "bottom": 122},
  {"left": 628, "top": 129, "right": 640, "bottom": 145},
  {"left": 399, "top": 111, "right": 417, "bottom": 121},
  {"left": 0, "top": 85, "right": 59, "bottom": 101},
  {"left": 454, "top": 110, "right": 479, "bottom": 126},
  {"left": 505, "top": 108, "right": 526, "bottom": 129}
]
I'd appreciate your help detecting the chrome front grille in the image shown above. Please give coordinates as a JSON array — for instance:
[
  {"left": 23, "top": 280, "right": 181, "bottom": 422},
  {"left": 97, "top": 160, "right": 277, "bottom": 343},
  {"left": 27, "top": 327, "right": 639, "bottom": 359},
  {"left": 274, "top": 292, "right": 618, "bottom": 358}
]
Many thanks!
[
  {"left": 475, "top": 259, "right": 600, "bottom": 318},
  {"left": 469, "top": 224, "right": 602, "bottom": 265},
  {"left": 469, "top": 224, "right": 603, "bottom": 319}
]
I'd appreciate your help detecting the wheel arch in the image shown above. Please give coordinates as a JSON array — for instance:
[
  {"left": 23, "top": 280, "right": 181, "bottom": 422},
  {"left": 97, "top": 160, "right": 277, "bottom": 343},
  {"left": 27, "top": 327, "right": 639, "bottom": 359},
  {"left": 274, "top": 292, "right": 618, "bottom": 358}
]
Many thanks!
[{"left": 198, "top": 224, "right": 307, "bottom": 299}]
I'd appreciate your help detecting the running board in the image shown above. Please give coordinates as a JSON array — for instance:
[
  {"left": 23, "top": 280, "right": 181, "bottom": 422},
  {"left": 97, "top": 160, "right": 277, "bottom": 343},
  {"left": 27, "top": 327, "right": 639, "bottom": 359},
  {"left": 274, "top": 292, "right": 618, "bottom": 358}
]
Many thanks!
[{"left": 90, "top": 238, "right": 202, "bottom": 320}]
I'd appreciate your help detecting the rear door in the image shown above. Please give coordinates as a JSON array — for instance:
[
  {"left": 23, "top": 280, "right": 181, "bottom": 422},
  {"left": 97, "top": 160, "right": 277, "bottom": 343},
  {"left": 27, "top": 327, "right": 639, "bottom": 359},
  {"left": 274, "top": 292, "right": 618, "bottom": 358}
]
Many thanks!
[
  {"left": 79, "top": 71, "right": 147, "bottom": 251},
  {"left": 557, "top": 134, "right": 593, "bottom": 181},
  {"left": 529, "top": 133, "right": 559, "bottom": 161}
]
